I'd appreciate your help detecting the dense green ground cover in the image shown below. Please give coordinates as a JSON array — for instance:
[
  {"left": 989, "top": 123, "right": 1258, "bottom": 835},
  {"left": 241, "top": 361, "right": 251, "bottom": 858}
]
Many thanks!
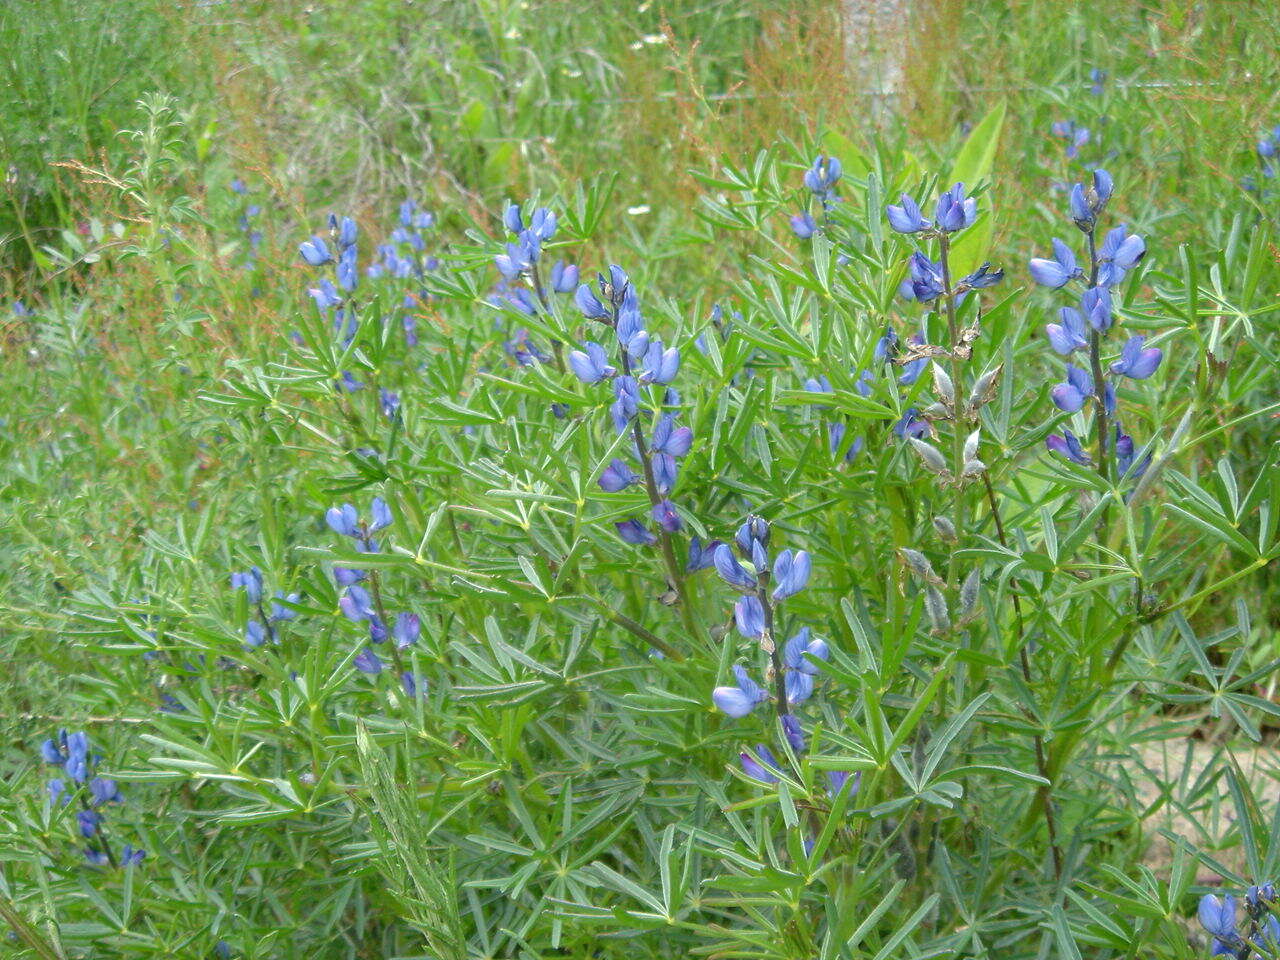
[{"left": 2, "top": 2, "right": 1280, "bottom": 958}]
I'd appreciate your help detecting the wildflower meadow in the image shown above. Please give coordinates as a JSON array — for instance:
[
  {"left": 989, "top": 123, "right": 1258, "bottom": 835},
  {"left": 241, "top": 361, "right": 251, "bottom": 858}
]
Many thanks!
[{"left": 3, "top": 1, "right": 1280, "bottom": 957}]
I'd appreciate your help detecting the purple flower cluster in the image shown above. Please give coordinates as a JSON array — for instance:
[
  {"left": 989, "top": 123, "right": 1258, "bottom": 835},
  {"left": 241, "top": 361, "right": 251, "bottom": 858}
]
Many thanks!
[
  {"left": 1199, "top": 884, "right": 1280, "bottom": 959},
  {"left": 231, "top": 565, "right": 299, "bottom": 650},
  {"left": 40, "top": 731, "right": 145, "bottom": 867},
  {"left": 1030, "top": 168, "right": 1159, "bottom": 478},
  {"left": 790, "top": 154, "right": 842, "bottom": 238},
  {"left": 571, "top": 265, "right": 697, "bottom": 548}
]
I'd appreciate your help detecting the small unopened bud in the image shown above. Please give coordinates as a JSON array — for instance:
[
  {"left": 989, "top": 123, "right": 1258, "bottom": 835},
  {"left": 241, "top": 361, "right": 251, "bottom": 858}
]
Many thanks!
[
  {"left": 909, "top": 437, "right": 948, "bottom": 474},
  {"left": 932, "top": 516, "right": 957, "bottom": 542},
  {"left": 925, "top": 586, "right": 950, "bottom": 632},
  {"left": 959, "top": 568, "right": 981, "bottom": 621},
  {"left": 898, "top": 548, "right": 943, "bottom": 585}
]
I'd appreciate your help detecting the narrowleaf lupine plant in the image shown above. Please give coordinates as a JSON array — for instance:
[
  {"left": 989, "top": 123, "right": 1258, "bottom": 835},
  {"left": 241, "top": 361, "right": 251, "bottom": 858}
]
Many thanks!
[
  {"left": 40, "top": 730, "right": 145, "bottom": 868},
  {"left": 1030, "top": 168, "right": 1158, "bottom": 484}
]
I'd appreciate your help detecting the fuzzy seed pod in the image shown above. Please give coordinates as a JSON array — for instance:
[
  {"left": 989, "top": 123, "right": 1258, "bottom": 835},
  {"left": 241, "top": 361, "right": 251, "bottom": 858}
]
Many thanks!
[{"left": 909, "top": 437, "right": 948, "bottom": 474}]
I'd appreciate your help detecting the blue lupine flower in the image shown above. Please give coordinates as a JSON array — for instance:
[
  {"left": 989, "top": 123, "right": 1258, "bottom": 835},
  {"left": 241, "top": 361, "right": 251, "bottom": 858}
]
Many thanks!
[
  {"left": 886, "top": 193, "right": 931, "bottom": 234},
  {"left": 120, "top": 844, "right": 146, "bottom": 866},
  {"left": 335, "top": 245, "right": 360, "bottom": 291},
  {"left": 1092, "top": 168, "right": 1114, "bottom": 206},
  {"left": 380, "top": 389, "right": 401, "bottom": 420},
  {"left": 1247, "top": 884, "right": 1277, "bottom": 909},
  {"left": 1198, "top": 894, "right": 1238, "bottom": 949},
  {"left": 77, "top": 809, "right": 100, "bottom": 839},
  {"left": 1046, "top": 306, "right": 1089, "bottom": 355},
  {"left": 299, "top": 236, "right": 332, "bottom": 266},
  {"left": 827, "top": 770, "right": 860, "bottom": 798},
  {"left": 1111, "top": 335, "right": 1163, "bottom": 379},
  {"left": 1089, "top": 68, "right": 1106, "bottom": 96},
  {"left": 803, "top": 155, "right": 842, "bottom": 196},
  {"left": 652, "top": 453, "right": 678, "bottom": 493},
  {"left": 1046, "top": 429, "right": 1091, "bottom": 466},
  {"left": 244, "top": 620, "right": 267, "bottom": 649},
  {"left": 337, "top": 216, "right": 358, "bottom": 249},
  {"left": 735, "top": 595, "right": 765, "bottom": 637},
  {"left": 781, "top": 714, "right": 806, "bottom": 752},
  {"left": 269, "top": 592, "right": 299, "bottom": 621},
  {"left": 340, "top": 585, "right": 374, "bottom": 622},
  {"left": 771, "top": 549, "right": 812, "bottom": 601},
  {"left": 961, "top": 262, "right": 1004, "bottom": 289},
  {"left": 1114, "top": 424, "right": 1151, "bottom": 479},
  {"left": 616, "top": 519, "right": 656, "bottom": 546},
  {"left": 1082, "top": 285, "right": 1112, "bottom": 331},
  {"left": 652, "top": 499, "right": 682, "bottom": 533},
  {"left": 904, "top": 251, "right": 946, "bottom": 302},
  {"left": 47, "top": 779, "right": 66, "bottom": 805},
  {"left": 308, "top": 279, "right": 341, "bottom": 310},
  {"left": 714, "top": 543, "right": 757, "bottom": 588},
  {"left": 599, "top": 458, "right": 639, "bottom": 492},
  {"left": 1069, "top": 182, "right": 1094, "bottom": 229},
  {"left": 568, "top": 342, "right": 615, "bottom": 384},
  {"left": 575, "top": 283, "right": 610, "bottom": 320},
  {"left": 393, "top": 613, "right": 419, "bottom": 649},
  {"left": 527, "top": 208, "right": 557, "bottom": 241},
  {"left": 83, "top": 848, "right": 111, "bottom": 866},
  {"left": 790, "top": 212, "right": 817, "bottom": 239},
  {"left": 338, "top": 371, "right": 364, "bottom": 393},
  {"left": 495, "top": 241, "right": 533, "bottom": 280},
  {"left": 784, "top": 627, "right": 829, "bottom": 675},
  {"left": 230, "top": 177, "right": 247, "bottom": 195},
  {"left": 503, "top": 202, "right": 524, "bottom": 233},
  {"left": 712, "top": 664, "right": 767, "bottom": 718},
  {"left": 327, "top": 504, "right": 359, "bottom": 537},
  {"left": 934, "top": 182, "right": 977, "bottom": 233},
  {"left": 1051, "top": 365, "right": 1093, "bottom": 412},
  {"left": 637, "top": 341, "right": 680, "bottom": 384},
  {"left": 369, "top": 497, "right": 392, "bottom": 531},
  {"left": 739, "top": 745, "right": 781, "bottom": 783},
  {"left": 89, "top": 777, "right": 121, "bottom": 806},
  {"left": 1029, "top": 238, "right": 1082, "bottom": 288},
  {"left": 354, "top": 647, "right": 383, "bottom": 675},
  {"left": 1097, "top": 226, "right": 1146, "bottom": 286},
  {"left": 333, "top": 566, "right": 365, "bottom": 586},
  {"left": 735, "top": 516, "right": 770, "bottom": 554},
  {"left": 686, "top": 537, "right": 722, "bottom": 573},
  {"left": 400, "top": 671, "right": 424, "bottom": 698},
  {"left": 231, "top": 567, "right": 264, "bottom": 603},
  {"left": 609, "top": 377, "right": 639, "bottom": 432},
  {"left": 550, "top": 261, "right": 579, "bottom": 293},
  {"left": 650, "top": 414, "right": 693, "bottom": 457},
  {"left": 893, "top": 408, "right": 929, "bottom": 440}
]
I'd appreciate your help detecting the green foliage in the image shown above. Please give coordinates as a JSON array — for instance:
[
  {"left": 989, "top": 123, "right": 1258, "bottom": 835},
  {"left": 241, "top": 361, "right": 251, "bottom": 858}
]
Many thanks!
[{"left": 3, "top": 3, "right": 1280, "bottom": 960}]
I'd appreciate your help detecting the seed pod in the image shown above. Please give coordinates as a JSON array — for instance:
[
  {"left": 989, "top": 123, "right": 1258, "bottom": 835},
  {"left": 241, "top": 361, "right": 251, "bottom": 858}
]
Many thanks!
[
  {"left": 962, "top": 458, "right": 987, "bottom": 477},
  {"left": 963, "top": 428, "right": 981, "bottom": 463},
  {"left": 959, "top": 568, "right": 981, "bottom": 621},
  {"left": 909, "top": 437, "right": 948, "bottom": 474},
  {"left": 931, "top": 364, "right": 955, "bottom": 406},
  {"left": 932, "top": 516, "right": 958, "bottom": 542},
  {"left": 922, "top": 402, "right": 950, "bottom": 421},
  {"left": 969, "top": 364, "right": 1002, "bottom": 412},
  {"left": 925, "top": 585, "right": 951, "bottom": 632},
  {"left": 898, "top": 548, "right": 943, "bottom": 585}
]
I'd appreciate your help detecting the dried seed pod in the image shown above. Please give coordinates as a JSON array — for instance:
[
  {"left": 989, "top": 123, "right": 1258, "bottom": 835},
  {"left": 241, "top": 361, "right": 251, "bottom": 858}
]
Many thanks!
[
  {"left": 969, "top": 364, "right": 1002, "bottom": 412},
  {"left": 931, "top": 364, "right": 955, "bottom": 406},
  {"left": 963, "top": 428, "right": 981, "bottom": 463},
  {"left": 899, "top": 548, "right": 943, "bottom": 585},
  {"left": 959, "top": 568, "right": 982, "bottom": 621},
  {"left": 925, "top": 585, "right": 951, "bottom": 632},
  {"left": 909, "top": 437, "right": 948, "bottom": 474},
  {"left": 932, "top": 516, "right": 958, "bottom": 542}
]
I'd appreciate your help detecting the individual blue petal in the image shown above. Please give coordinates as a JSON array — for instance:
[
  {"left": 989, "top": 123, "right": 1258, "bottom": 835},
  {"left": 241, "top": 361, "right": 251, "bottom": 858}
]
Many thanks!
[
  {"left": 598, "top": 458, "right": 639, "bottom": 492},
  {"left": 1045, "top": 307, "right": 1088, "bottom": 354},
  {"left": 740, "top": 746, "right": 780, "bottom": 783},
  {"left": 785, "top": 670, "right": 814, "bottom": 704},
  {"left": 354, "top": 647, "right": 384, "bottom": 675},
  {"left": 713, "top": 543, "right": 757, "bottom": 588},
  {"left": 615, "top": 519, "right": 656, "bottom": 546},
  {"left": 712, "top": 685, "right": 757, "bottom": 718},
  {"left": 772, "top": 549, "right": 811, "bottom": 601},
  {"left": 369, "top": 497, "right": 392, "bottom": 531},
  {"left": 781, "top": 714, "right": 806, "bottom": 752},
  {"left": 790, "top": 212, "right": 816, "bottom": 239},
  {"left": 326, "top": 504, "right": 359, "bottom": 537},
  {"left": 1046, "top": 429, "right": 1091, "bottom": 466},
  {"left": 393, "top": 613, "right": 420, "bottom": 649},
  {"left": 735, "top": 595, "right": 766, "bottom": 637},
  {"left": 299, "top": 236, "right": 332, "bottom": 266},
  {"left": 886, "top": 193, "right": 931, "bottom": 233}
]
